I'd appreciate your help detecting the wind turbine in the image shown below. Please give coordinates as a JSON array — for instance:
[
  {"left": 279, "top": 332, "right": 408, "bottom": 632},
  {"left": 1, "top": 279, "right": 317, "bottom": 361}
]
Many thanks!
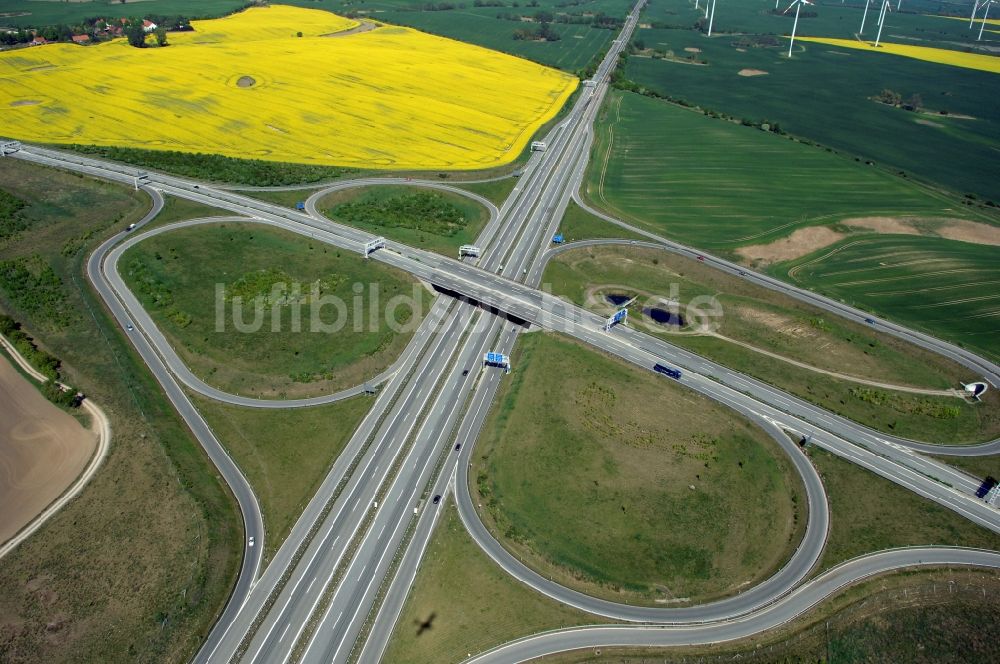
[
  {"left": 978, "top": 0, "right": 997, "bottom": 40},
  {"left": 970, "top": 0, "right": 982, "bottom": 28},
  {"left": 860, "top": 0, "right": 873, "bottom": 34},
  {"left": 708, "top": 0, "right": 718, "bottom": 35},
  {"left": 783, "top": 0, "right": 813, "bottom": 57},
  {"left": 874, "top": 0, "right": 892, "bottom": 47}
]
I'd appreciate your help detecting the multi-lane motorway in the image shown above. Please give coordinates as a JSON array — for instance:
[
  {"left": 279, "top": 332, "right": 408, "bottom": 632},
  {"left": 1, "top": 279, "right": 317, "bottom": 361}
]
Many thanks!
[{"left": 8, "top": 1, "right": 1000, "bottom": 660}]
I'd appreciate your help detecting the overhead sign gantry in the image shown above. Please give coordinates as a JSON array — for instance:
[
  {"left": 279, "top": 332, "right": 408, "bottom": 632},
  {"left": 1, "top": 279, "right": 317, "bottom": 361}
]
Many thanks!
[
  {"left": 483, "top": 352, "right": 511, "bottom": 374},
  {"left": 363, "top": 237, "right": 386, "bottom": 258},
  {"left": 604, "top": 307, "right": 628, "bottom": 332}
]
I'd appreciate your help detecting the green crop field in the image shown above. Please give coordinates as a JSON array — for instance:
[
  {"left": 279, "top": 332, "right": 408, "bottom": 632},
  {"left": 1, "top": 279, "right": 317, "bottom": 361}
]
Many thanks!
[
  {"left": 776, "top": 234, "right": 1000, "bottom": 361},
  {"left": 320, "top": 185, "right": 491, "bottom": 257},
  {"left": 0, "top": 0, "right": 246, "bottom": 29},
  {"left": 625, "top": 0, "right": 1000, "bottom": 203},
  {"left": 544, "top": 244, "right": 1000, "bottom": 444},
  {"left": 473, "top": 332, "right": 805, "bottom": 605},
  {"left": 586, "top": 90, "right": 992, "bottom": 249},
  {"left": 120, "top": 223, "right": 432, "bottom": 399}
]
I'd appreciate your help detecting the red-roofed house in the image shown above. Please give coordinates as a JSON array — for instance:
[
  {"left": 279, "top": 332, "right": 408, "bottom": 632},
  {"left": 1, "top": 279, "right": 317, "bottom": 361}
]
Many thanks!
[
  {"left": 71, "top": 34, "right": 90, "bottom": 43},
  {"left": 30, "top": 36, "right": 46, "bottom": 46},
  {"left": 142, "top": 19, "right": 158, "bottom": 32}
]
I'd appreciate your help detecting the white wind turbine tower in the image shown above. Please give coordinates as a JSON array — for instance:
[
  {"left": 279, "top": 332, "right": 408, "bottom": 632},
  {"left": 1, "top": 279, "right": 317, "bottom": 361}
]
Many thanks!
[
  {"left": 874, "top": 0, "right": 892, "bottom": 47},
  {"left": 970, "top": 0, "right": 982, "bottom": 28},
  {"left": 978, "top": 0, "right": 997, "bottom": 40},
  {"left": 706, "top": 0, "right": 719, "bottom": 36},
  {"left": 783, "top": 0, "right": 813, "bottom": 57},
  {"left": 860, "top": 0, "right": 873, "bottom": 34}
]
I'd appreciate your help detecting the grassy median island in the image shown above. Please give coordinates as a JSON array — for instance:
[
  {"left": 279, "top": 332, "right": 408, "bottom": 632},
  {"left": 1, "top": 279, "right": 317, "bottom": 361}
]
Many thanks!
[
  {"left": 190, "top": 393, "right": 371, "bottom": 563},
  {"left": 809, "top": 446, "right": 1000, "bottom": 571},
  {"left": 384, "top": 502, "right": 599, "bottom": 664},
  {"left": 0, "top": 159, "right": 241, "bottom": 662},
  {"left": 472, "top": 332, "right": 805, "bottom": 606},
  {"left": 120, "top": 223, "right": 432, "bottom": 399},
  {"left": 320, "top": 185, "right": 490, "bottom": 256},
  {"left": 544, "top": 245, "right": 1000, "bottom": 444}
]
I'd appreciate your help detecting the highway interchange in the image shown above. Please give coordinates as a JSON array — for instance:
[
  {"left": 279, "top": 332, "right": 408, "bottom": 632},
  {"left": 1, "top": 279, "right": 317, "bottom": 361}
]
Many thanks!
[{"left": 8, "top": 2, "right": 1000, "bottom": 660}]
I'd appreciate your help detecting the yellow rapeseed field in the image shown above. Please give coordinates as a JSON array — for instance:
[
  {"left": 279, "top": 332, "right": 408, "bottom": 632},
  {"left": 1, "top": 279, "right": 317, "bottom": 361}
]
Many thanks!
[
  {"left": 0, "top": 5, "right": 577, "bottom": 170},
  {"left": 796, "top": 37, "right": 1000, "bottom": 74}
]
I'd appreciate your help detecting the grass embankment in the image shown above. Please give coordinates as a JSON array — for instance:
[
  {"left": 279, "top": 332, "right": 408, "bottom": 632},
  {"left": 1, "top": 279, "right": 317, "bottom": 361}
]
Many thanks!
[
  {"left": 64, "top": 145, "right": 357, "bottom": 187},
  {"left": 809, "top": 446, "right": 999, "bottom": 571},
  {"left": 120, "top": 223, "right": 432, "bottom": 399},
  {"left": 453, "top": 178, "right": 518, "bottom": 208},
  {"left": 190, "top": 394, "right": 372, "bottom": 563},
  {"left": 473, "top": 332, "right": 805, "bottom": 606},
  {"left": 556, "top": 200, "right": 646, "bottom": 242},
  {"left": 775, "top": 235, "right": 1000, "bottom": 364},
  {"left": 545, "top": 245, "right": 1000, "bottom": 444},
  {"left": 930, "top": 455, "right": 999, "bottom": 483},
  {"left": 320, "top": 185, "right": 491, "bottom": 256},
  {"left": 625, "top": 1, "right": 1000, "bottom": 203},
  {"left": 0, "top": 157, "right": 240, "bottom": 662},
  {"left": 144, "top": 195, "right": 232, "bottom": 230},
  {"left": 383, "top": 502, "right": 597, "bottom": 664},
  {"left": 538, "top": 568, "right": 1000, "bottom": 663}
]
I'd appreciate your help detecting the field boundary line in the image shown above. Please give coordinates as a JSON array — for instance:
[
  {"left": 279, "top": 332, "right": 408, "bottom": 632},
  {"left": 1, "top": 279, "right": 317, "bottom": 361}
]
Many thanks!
[{"left": 0, "top": 332, "right": 111, "bottom": 561}]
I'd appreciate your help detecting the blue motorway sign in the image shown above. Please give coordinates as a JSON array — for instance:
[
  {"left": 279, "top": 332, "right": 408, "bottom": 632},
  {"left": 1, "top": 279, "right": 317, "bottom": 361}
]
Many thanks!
[{"left": 485, "top": 352, "right": 507, "bottom": 364}]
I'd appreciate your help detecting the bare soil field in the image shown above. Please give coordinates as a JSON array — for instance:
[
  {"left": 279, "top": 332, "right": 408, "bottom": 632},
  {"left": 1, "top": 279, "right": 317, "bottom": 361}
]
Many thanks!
[
  {"left": 0, "top": 357, "right": 95, "bottom": 547},
  {"left": 737, "top": 68, "right": 769, "bottom": 76},
  {"left": 737, "top": 225, "right": 845, "bottom": 263},
  {"left": 737, "top": 216, "right": 1000, "bottom": 264}
]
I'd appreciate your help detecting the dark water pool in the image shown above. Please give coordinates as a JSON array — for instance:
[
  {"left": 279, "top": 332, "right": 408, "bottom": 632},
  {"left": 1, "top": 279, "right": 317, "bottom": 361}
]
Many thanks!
[
  {"left": 605, "top": 293, "right": 631, "bottom": 306},
  {"left": 644, "top": 307, "right": 685, "bottom": 327}
]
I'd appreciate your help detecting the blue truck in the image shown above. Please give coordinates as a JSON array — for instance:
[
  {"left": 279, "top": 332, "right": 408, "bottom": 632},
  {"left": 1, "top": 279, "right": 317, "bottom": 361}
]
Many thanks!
[
  {"left": 653, "top": 363, "right": 682, "bottom": 380},
  {"left": 295, "top": 201, "right": 306, "bottom": 211},
  {"left": 975, "top": 476, "right": 997, "bottom": 499}
]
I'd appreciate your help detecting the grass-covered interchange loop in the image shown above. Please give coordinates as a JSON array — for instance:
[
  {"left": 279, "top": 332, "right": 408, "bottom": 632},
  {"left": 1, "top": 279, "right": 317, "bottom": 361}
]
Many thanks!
[
  {"left": 116, "top": 218, "right": 433, "bottom": 400},
  {"left": 0, "top": 5, "right": 577, "bottom": 171},
  {"left": 471, "top": 332, "right": 812, "bottom": 607}
]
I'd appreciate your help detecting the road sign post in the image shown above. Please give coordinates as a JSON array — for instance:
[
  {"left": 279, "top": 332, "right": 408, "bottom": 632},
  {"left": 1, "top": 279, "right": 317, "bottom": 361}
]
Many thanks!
[
  {"left": 134, "top": 171, "right": 150, "bottom": 190},
  {"left": 459, "top": 244, "right": 481, "bottom": 259},
  {"left": 0, "top": 141, "right": 20, "bottom": 156}
]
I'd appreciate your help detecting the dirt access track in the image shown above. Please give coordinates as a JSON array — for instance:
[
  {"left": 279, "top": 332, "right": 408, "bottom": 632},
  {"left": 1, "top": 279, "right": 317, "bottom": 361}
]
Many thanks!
[{"left": 0, "top": 347, "right": 103, "bottom": 556}]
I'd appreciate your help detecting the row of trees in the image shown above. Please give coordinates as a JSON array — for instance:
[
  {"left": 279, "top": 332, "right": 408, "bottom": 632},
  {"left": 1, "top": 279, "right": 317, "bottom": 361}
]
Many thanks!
[
  {"left": 513, "top": 21, "right": 560, "bottom": 41},
  {"left": 877, "top": 89, "right": 923, "bottom": 111}
]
